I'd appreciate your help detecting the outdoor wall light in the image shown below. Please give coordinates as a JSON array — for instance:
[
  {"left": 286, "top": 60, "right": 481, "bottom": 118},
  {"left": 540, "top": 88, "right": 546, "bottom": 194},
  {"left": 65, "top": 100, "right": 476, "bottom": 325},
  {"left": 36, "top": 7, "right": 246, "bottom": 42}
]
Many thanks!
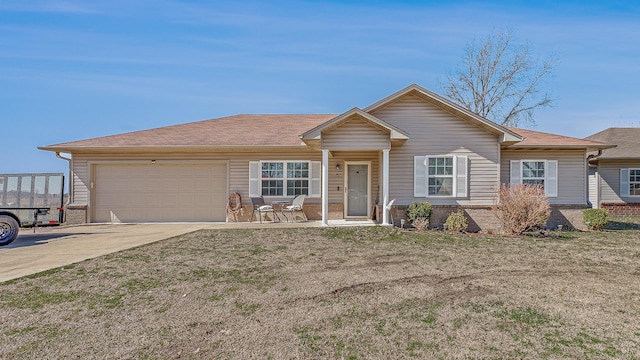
[
  {"left": 151, "top": 160, "right": 156, "bottom": 164},
  {"left": 336, "top": 163, "right": 341, "bottom": 170}
]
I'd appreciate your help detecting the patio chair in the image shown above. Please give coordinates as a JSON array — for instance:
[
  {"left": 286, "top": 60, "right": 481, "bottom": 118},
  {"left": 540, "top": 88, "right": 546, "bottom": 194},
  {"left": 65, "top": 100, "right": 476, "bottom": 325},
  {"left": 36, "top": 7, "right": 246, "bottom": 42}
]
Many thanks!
[
  {"left": 284, "top": 194, "right": 307, "bottom": 222},
  {"left": 384, "top": 198, "right": 396, "bottom": 226},
  {"left": 250, "top": 197, "right": 276, "bottom": 223}
]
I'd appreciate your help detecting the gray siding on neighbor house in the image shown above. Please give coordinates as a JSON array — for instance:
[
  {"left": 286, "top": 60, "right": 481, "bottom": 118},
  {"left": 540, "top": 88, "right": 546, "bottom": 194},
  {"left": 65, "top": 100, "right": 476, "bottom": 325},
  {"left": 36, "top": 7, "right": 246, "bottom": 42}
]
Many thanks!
[
  {"left": 370, "top": 94, "right": 501, "bottom": 206},
  {"left": 322, "top": 116, "right": 390, "bottom": 150},
  {"left": 597, "top": 160, "right": 640, "bottom": 204},
  {"left": 70, "top": 151, "right": 325, "bottom": 211},
  {"left": 500, "top": 149, "right": 588, "bottom": 205}
]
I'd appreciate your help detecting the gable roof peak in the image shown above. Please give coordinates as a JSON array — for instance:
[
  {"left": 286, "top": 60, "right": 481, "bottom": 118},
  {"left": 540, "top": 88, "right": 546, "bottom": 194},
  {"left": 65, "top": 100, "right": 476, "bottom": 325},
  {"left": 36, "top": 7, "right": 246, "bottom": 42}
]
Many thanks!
[{"left": 363, "top": 83, "right": 523, "bottom": 143}]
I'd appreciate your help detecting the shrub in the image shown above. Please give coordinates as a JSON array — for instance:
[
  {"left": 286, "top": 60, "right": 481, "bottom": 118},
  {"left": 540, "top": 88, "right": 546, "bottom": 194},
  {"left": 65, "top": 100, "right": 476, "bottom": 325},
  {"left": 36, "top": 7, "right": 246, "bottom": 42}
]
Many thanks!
[
  {"left": 445, "top": 208, "right": 468, "bottom": 232},
  {"left": 412, "top": 217, "right": 430, "bottom": 232},
  {"left": 493, "top": 183, "right": 551, "bottom": 235},
  {"left": 406, "top": 202, "right": 432, "bottom": 224},
  {"left": 583, "top": 208, "right": 609, "bottom": 230}
]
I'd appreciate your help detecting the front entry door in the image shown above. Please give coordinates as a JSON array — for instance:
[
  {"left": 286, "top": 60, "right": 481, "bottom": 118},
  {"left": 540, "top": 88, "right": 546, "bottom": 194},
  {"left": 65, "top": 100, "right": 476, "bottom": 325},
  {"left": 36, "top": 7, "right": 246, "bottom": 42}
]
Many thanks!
[{"left": 346, "top": 163, "right": 369, "bottom": 217}]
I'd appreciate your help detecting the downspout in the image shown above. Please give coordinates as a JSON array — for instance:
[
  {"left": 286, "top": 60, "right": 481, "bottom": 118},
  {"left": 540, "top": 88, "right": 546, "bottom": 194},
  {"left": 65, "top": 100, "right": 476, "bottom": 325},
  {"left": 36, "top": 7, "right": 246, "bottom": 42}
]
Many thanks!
[
  {"left": 586, "top": 149, "right": 603, "bottom": 208},
  {"left": 55, "top": 152, "right": 73, "bottom": 214},
  {"left": 586, "top": 149, "right": 603, "bottom": 162}
]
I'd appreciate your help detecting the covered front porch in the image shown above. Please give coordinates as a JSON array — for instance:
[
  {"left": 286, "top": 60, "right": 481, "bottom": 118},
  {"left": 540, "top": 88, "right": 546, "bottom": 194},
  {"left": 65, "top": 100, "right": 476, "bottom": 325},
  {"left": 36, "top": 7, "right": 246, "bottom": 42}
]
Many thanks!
[{"left": 299, "top": 108, "right": 409, "bottom": 226}]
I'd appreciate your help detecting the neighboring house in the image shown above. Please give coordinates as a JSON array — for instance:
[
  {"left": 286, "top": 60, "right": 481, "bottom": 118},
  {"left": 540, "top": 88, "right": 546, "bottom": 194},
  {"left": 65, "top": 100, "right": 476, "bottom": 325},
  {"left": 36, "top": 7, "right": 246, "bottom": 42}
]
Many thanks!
[
  {"left": 39, "top": 84, "right": 611, "bottom": 230},
  {"left": 585, "top": 128, "right": 640, "bottom": 216}
]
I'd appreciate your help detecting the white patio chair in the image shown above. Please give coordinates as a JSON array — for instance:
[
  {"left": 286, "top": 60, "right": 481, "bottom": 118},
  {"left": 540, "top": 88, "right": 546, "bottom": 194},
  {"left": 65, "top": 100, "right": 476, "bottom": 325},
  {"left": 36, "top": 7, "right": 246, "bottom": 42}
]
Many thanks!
[{"left": 284, "top": 194, "right": 307, "bottom": 222}]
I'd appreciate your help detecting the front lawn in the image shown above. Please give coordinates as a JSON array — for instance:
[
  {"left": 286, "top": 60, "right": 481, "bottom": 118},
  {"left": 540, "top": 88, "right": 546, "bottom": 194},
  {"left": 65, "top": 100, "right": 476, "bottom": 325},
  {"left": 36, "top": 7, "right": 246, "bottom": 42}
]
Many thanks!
[{"left": 1, "top": 226, "right": 639, "bottom": 359}]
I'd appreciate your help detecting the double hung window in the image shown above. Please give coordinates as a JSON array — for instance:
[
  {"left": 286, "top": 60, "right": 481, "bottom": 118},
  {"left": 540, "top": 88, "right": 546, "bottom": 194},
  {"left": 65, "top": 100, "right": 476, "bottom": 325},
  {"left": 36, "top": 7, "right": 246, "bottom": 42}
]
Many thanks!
[
  {"left": 621, "top": 168, "right": 640, "bottom": 197},
  {"left": 414, "top": 155, "right": 467, "bottom": 198},
  {"left": 427, "top": 157, "right": 454, "bottom": 196},
  {"left": 250, "top": 160, "right": 320, "bottom": 198},
  {"left": 630, "top": 169, "right": 640, "bottom": 196},
  {"left": 521, "top": 161, "right": 546, "bottom": 187},
  {"left": 260, "top": 161, "right": 309, "bottom": 196},
  {"left": 510, "top": 160, "right": 558, "bottom": 197}
]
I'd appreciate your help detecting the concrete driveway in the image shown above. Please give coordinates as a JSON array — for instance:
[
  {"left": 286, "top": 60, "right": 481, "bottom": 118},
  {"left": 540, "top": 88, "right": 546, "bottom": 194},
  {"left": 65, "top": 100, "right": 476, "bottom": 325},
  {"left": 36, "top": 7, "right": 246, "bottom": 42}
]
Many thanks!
[
  {"left": 0, "top": 220, "right": 374, "bottom": 283},
  {"left": 0, "top": 223, "right": 215, "bottom": 283}
]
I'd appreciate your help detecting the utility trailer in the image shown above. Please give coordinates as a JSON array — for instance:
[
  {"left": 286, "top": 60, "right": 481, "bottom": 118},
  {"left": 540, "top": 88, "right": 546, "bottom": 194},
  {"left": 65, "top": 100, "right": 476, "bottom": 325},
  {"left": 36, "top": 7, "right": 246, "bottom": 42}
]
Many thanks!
[{"left": 0, "top": 173, "right": 65, "bottom": 246}]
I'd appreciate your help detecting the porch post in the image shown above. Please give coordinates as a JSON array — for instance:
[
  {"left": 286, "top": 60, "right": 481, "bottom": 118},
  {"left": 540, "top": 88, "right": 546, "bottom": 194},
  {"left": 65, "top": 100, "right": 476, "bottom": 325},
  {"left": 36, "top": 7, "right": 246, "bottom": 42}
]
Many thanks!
[
  {"left": 382, "top": 149, "right": 390, "bottom": 225},
  {"left": 322, "top": 149, "right": 329, "bottom": 226}
]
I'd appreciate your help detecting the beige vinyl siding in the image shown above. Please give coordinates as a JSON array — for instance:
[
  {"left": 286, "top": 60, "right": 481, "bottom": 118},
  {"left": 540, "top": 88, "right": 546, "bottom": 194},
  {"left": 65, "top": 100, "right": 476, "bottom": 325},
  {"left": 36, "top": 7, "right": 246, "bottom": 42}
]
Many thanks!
[
  {"left": 71, "top": 158, "right": 89, "bottom": 205},
  {"left": 588, "top": 167, "right": 598, "bottom": 207},
  {"left": 371, "top": 94, "right": 500, "bottom": 206},
  {"left": 501, "top": 149, "right": 587, "bottom": 205},
  {"left": 71, "top": 151, "right": 324, "bottom": 213},
  {"left": 597, "top": 160, "right": 640, "bottom": 204},
  {"left": 322, "top": 116, "right": 390, "bottom": 150},
  {"left": 328, "top": 151, "right": 380, "bottom": 204}
]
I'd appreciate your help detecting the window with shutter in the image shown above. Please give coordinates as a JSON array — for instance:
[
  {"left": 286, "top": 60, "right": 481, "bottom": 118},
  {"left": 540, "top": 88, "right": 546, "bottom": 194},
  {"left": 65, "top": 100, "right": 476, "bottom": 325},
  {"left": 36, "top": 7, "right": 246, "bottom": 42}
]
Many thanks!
[
  {"left": 250, "top": 161, "right": 319, "bottom": 198},
  {"left": 510, "top": 160, "right": 557, "bottom": 197},
  {"left": 414, "top": 155, "right": 467, "bottom": 198},
  {"left": 621, "top": 168, "right": 640, "bottom": 197}
]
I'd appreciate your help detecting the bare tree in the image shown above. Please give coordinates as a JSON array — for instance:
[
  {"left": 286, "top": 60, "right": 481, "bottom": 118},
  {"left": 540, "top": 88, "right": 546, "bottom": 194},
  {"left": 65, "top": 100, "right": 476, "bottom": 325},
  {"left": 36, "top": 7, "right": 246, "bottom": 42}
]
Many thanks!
[{"left": 443, "top": 31, "right": 556, "bottom": 127}]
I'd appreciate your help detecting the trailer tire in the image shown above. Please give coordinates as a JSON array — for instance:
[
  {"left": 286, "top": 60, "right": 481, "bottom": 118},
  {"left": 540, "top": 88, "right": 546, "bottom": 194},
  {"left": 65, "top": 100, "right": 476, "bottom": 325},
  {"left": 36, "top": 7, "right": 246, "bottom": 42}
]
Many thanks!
[{"left": 0, "top": 215, "right": 19, "bottom": 246}]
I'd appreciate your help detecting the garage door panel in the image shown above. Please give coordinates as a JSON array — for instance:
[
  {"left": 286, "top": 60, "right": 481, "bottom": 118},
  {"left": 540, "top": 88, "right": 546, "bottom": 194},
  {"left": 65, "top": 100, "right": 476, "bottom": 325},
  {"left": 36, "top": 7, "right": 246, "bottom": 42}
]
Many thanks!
[{"left": 93, "top": 163, "right": 227, "bottom": 222}]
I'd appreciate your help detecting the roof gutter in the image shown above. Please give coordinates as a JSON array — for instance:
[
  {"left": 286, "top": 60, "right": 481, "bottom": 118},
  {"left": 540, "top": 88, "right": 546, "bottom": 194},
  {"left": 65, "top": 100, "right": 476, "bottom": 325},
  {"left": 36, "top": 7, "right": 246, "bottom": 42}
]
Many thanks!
[
  {"left": 586, "top": 149, "right": 604, "bottom": 167},
  {"left": 55, "top": 152, "right": 73, "bottom": 209}
]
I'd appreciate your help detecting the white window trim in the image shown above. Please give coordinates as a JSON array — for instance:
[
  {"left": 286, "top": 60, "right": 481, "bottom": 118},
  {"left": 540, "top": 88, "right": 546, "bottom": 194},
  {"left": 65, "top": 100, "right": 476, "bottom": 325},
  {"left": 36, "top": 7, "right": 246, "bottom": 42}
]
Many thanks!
[
  {"left": 249, "top": 160, "right": 321, "bottom": 198},
  {"left": 427, "top": 156, "right": 456, "bottom": 197},
  {"left": 521, "top": 160, "right": 546, "bottom": 185},
  {"left": 414, "top": 155, "right": 468, "bottom": 198},
  {"left": 510, "top": 159, "right": 558, "bottom": 198},
  {"left": 627, "top": 168, "right": 640, "bottom": 197},
  {"left": 260, "top": 160, "right": 310, "bottom": 198}
]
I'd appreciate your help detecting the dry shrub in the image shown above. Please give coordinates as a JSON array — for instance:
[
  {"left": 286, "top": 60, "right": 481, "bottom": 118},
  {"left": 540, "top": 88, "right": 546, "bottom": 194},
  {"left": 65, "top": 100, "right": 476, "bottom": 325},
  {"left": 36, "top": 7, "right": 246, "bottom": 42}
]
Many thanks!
[
  {"left": 493, "top": 183, "right": 550, "bottom": 235},
  {"left": 412, "top": 217, "right": 429, "bottom": 231}
]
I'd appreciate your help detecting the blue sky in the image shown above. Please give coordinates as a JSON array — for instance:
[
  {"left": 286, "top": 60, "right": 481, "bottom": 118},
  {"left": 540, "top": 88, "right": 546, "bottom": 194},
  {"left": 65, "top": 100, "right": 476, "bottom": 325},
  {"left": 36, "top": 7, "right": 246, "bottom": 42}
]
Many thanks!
[{"left": 2, "top": 0, "right": 639, "bottom": 175}]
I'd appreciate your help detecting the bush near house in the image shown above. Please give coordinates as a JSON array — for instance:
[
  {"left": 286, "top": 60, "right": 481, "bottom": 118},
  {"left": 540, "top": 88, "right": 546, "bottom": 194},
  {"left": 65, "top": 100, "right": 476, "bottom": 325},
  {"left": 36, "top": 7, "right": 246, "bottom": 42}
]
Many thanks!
[
  {"left": 583, "top": 208, "right": 609, "bottom": 230},
  {"left": 445, "top": 208, "right": 468, "bottom": 232},
  {"left": 406, "top": 202, "right": 432, "bottom": 230},
  {"left": 493, "top": 184, "right": 551, "bottom": 235}
]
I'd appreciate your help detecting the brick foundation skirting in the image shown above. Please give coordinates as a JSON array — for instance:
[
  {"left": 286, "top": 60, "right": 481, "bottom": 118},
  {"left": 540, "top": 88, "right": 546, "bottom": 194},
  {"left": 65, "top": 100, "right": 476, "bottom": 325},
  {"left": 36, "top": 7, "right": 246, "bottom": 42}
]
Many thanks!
[
  {"left": 388, "top": 204, "right": 590, "bottom": 232},
  {"left": 64, "top": 204, "right": 87, "bottom": 225},
  {"left": 69, "top": 202, "right": 592, "bottom": 231},
  {"left": 601, "top": 203, "right": 640, "bottom": 217}
]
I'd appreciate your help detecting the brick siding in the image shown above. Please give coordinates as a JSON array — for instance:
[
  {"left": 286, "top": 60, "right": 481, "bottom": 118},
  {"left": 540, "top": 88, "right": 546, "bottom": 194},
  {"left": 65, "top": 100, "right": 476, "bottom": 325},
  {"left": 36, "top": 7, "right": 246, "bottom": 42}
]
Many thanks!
[{"left": 601, "top": 203, "right": 640, "bottom": 217}]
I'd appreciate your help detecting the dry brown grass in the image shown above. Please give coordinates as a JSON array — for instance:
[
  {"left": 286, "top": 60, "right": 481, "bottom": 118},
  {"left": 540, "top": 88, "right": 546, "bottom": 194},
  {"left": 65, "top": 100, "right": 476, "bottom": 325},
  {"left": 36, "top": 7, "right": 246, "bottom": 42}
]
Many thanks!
[{"left": 1, "top": 226, "right": 640, "bottom": 359}]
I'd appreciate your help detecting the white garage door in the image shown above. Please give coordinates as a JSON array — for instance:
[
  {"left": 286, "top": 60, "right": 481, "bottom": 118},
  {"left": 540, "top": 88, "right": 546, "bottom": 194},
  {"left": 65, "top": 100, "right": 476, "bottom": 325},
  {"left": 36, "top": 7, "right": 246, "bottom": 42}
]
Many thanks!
[{"left": 93, "top": 163, "right": 227, "bottom": 222}]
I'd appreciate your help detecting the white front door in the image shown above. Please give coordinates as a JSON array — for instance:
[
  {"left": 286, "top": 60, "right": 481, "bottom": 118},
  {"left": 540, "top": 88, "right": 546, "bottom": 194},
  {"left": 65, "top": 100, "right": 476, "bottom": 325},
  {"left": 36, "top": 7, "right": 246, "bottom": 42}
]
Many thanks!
[{"left": 345, "top": 163, "right": 370, "bottom": 218}]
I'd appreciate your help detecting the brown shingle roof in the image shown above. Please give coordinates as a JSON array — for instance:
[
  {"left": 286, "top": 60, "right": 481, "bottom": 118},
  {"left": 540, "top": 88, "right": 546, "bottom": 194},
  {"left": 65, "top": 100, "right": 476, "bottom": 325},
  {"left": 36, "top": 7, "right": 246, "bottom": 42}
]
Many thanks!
[
  {"left": 584, "top": 127, "right": 640, "bottom": 159},
  {"left": 505, "top": 126, "right": 612, "bottom": 149},
  {"left": 40, "top": 113, "right": 614, "bottom": 153},
  {"left": 41, "top": 114, "right": 337, "bottom": 150}
]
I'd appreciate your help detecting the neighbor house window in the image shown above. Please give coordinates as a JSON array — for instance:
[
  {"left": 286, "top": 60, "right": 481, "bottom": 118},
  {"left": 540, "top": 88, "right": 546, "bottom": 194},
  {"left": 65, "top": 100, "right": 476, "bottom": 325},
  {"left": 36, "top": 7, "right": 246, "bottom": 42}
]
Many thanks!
[
  {"left": 261, "top": 161, "right": 309, "bottom": 196},
  {"left": 427, "top": 156, "right": 454, "bottom": 196},
  {"left": 629, "top": 169, "right": 640, "bottom": 196},
  {"left": 510, "top": 160, "right": 557, "bottom": 197}
]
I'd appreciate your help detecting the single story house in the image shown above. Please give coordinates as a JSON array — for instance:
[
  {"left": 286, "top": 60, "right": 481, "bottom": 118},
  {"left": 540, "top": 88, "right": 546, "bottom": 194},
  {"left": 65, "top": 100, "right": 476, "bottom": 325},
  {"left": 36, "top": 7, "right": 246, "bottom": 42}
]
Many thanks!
[
  {"left": 39, "top": 84, "right": 612, "bottom": 231},
  {"left": 585, "top": 128, "right": 640, "bottom": 216}
]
